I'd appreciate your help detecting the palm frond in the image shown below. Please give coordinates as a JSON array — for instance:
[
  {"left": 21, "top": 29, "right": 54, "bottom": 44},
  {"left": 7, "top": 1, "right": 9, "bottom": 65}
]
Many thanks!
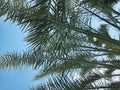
[
  {"left": 0, "top": 51, "right": 44, "bottom": 69},
  {"left": 0, "top": 0, "right": 120, "bottom": 90},
  {"left": 31, "top": 71, "right": 114, "bottom": 90}
]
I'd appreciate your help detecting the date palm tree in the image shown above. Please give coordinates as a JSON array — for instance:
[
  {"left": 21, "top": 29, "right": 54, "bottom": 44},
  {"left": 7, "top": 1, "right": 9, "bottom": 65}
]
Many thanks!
[{"left": 0, "top": 0, "right": 120, "bottom": 89}]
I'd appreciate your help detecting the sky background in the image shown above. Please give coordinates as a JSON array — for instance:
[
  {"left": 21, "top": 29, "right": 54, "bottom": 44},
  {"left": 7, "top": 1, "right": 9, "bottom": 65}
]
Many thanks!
[{"left": 0, "top": 16, "right": 38, "bottom": 90}]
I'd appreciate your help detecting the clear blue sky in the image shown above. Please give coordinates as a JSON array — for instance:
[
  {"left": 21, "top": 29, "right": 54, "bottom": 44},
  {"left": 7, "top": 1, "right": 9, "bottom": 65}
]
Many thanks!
[{"left": 0, "top": 16, "right": 38, "bottom": 90}]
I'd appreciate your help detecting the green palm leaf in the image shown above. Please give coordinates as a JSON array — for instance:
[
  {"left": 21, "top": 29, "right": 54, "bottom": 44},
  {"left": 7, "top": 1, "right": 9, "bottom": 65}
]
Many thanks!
[{"left": 0, "top": 0, "right": 120, "bottom": 90}]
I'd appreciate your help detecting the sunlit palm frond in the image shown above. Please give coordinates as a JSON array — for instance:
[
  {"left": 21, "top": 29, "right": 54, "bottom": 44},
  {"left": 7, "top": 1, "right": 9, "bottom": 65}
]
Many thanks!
[
  {"left": 33, "top": 69, "right": 120, "bottom": 90},
  {"left": 31, "top": 71, "right": 115, "bottom": 90}
]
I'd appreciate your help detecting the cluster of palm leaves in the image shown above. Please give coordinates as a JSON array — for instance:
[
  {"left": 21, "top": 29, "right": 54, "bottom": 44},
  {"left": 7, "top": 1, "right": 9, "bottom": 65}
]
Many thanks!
[{"left": 0, "top": 0, "right": 120, "bottom": 90}]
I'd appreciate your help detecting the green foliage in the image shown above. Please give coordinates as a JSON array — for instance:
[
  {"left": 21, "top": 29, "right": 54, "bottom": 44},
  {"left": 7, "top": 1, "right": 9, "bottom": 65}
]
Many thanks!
[
  {"left": 0, "top": 0, "right": 120, "bottom": 90},
  {"left": 83, "top": 0, "right": 118, "bottom": 6}
]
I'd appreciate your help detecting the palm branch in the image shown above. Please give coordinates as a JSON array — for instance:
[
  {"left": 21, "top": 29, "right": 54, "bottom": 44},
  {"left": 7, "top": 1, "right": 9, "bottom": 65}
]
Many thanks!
[{"left": 0, "top": 0, "right": 120, "bottom": 90}]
